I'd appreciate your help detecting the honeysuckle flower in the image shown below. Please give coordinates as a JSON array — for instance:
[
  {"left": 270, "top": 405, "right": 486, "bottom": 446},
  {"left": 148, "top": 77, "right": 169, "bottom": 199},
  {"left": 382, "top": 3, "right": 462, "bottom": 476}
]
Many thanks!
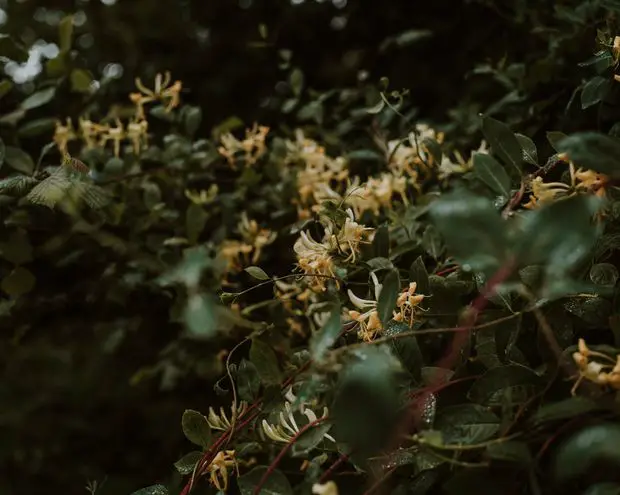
[
  {"left": 313, "top": 481, "right": 339, "bottom": 495},
  {"left": 571, "top": 338, "right": 620, "bottom": 395},
  {"left": 126, "top": 117, "right": 149, "bottom": 155},
  {"left": 99, "top": 118, "right": 125, "bottom": 158},
  {"left": 53, "top": 118, "right": 76, "bottom": 154},
  {"left": 238, "top": 212, "right": 276, "bottom": 264},
  {"left": 78, "top": 116, "right": 108, "bottom": 150},
  {"left": 324, "top": 209, "right": 374, "bottom": 263},
  {"left": 261, "top": 388, "right": 335, "bottom": 445},
  {"left": 347, "top": 272, "right": 383, "bottom": 342},
  {"left": 207, "top": 450, "right": 238, "bottom": 492},
  {"left": 130, "top": 71, "right": 182, "bottom": 119},
  {"left": 185, "top": 185, "right": 219, "bottom": 205},
  {"left": 573, "top": 168, "right": 609, "bottom": 198},
  {"left": 207, "top": 401, "right": 248, "bottom": 431},
  {"left": 523, "top": 176, "right": 570, "bottom": 209},
  {"left": 219, "top": 240, "right": 254, "bottom": 274},
  {"left": 393, "top": 281, "right": 426, "bottom": 326},
  {"left": 294, "top": 230, "right": 337, "bottom": 291},
  {"left": 218, "top": 123, "right": 269, "bottom": 168}
]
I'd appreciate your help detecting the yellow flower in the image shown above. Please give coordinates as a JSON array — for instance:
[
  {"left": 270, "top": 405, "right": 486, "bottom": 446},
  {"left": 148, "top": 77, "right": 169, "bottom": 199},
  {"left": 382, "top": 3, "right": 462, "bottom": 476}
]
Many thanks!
[
  {"left": 185, "top": 185, "right": 219, "bottom": 205},
  {"left": 393, "top": 281, "right": 425, "bottom": 326},
  {"left": 126, "top": 117, "right": 149, "bottom": 155},
  {"left": 99, "top": 118, "right": 125, "bottom": 158},
  {"left": 523, "top": 176, "right": 570, "bottom": 209},
  {"left": 78, "top": 116, "right": 108, "bottom": 150},
  {"left": 53, "top": 118, "right": 76, "bottom": 154},
  {"left": 218, "top": 123, "right": 269, "bottom": 168},
  {"left": 347, "top": 272, "right": 383, "bottom": 342},
  {"left": 130, "top": 71, "right": 182, "bottom": 119},
  {"left": 207, "top": 450, "right": 238, "bottom": 492}
]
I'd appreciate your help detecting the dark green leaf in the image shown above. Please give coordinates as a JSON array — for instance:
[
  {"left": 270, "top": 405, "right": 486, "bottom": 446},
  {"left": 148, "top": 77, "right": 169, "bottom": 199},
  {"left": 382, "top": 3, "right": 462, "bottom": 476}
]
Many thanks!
[
  {"left": 515, "top": 194, "right": 602, "bottom": 282},
  {"left": 310, "top": 303, "right": 342, "bottom": 361},
  {"left": 237, "top": 466, "right": 293, "bottom": 495},
  {"left": 1, "top": 266, "right": 36, "bottom": 297},
  {"left": 409, "top": 256, "right": 430, "bottom": 295},
  {"left": 557, "top": 132, "right": 620, "bottom": 178},
  {"left": 434, "top": 404, "right": 500, "bottom": 445},
  {"left": 250, "top": 339, "right": 283, "bottom": 385},
  {"left": 384, "top": 320, "right": 423, "bottom": 380},
  {"left": 58, "top": 14, "right": 74, "bottom": 52},
  {"left": 377, "top": 269, "right": 400, "bottom": 325},
  {"left": 184, "top": 106, "right": 202, "bottom": 137},
  {"left": 244, "top": 266, "right": 270, "bottom": 280},
  {"left": 346, "top": 149, "right": 384, "bottom": 162},
  {"left": 181, "top": 409, "right": 212, "bottom": 448},
  {"left": 473, "top": 152, "right": 511, "bottom": 197},
  {"left": 173, "top": 451, "right": 202, "bottom": 474},
  {"left": 291, "top": 421, "right": 333, "bottom": 457},
  {"left": 0, "top": 229, "right": 33, "bottom": 264},
  {"left": 0, "top": 79, "right": 13, "bottom": 99},
  {"left": 289, "top": 68, "right": 304, "bottom": 97},
  {"left": 515, "top": 133, "right": 538, "bottom": 165},
  {"left": 486, "top": 441, "right": 531, "bottom": 465},
  {"left": 553, "top": 423, "right": 620, "bottom": 482},
  {"left": 531, "top": 396, "right": 601, "bottom": 425},
  {"left": 583, "top": 483, "right": 620, "bottom": 495},
  {"left": 4, "top": 147, "right": 34, "bottom": 174},
  {"left": 130, "top": 486, "right": 168, "bottom": 495},
  {"left": 422, "top": 137, "right": 443, "bottom": 165},
  {"left": 468, "top": 364, "right": 542, "bottom": 406},
  {"left": 480, "top": 115, "right": 522, "bottom": 177},
  {"left": 70, "top": 69, "right": 93, "bottom": 93},
  {"left": 237, "top": 358, "right": 261, "bottom": 402},
  {"left": 17, "top": 118, "right": 57, "bottom": 137},
  {"left": 429, "top": 190, "right": 510, "bottom": 274},
  {"left": 20, "top": 87, "right": 56, "bottom": 110},
  {"left": 185, "top": 203, "right": 208, "bottom": 245},
  {"left": 372, "top": 224, "right": 390, "bottom": 258},
  {"left": 331, "top": 345, "right": 402, "bottom": 458},
  {"left": 590, "top": 263, "right": 619, "bottom": 286},
  {"left": 581, "top": 76, "right": 610, "bottom": 109},
  {"left": 546, "top": 131, "right": 568, "bottom": 152}
]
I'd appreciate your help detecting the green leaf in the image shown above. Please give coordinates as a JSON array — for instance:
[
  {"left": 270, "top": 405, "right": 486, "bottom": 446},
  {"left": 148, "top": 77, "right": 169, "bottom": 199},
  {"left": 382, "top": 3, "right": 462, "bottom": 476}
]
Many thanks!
[
  {"left": 291, "top": 421, "right": 333, "bottom": 457},
  {"left": 181, "top": 409, "right": 212, "bottom": 448},
  {"left": 468, "top": 364, "right": 542, "bottom": 406},
  {"left": 184, "top": 293, "right": 218, "bottom": 338},
  {"left": 20, "top": 87, "right": 56, "bottom": 110},
  {"left": 486, "top": 441, "right": 531, "bottom": 465},
  {"left": 0, "top": 79, "right": 13, "bottom": 99},
  {"left": 546, "top": 131, "right": 568, "bottom": 152},
  {"left": 557, "top": 132, "right": 620, "bottom": 178},
  {"left": 1, "top": 266, "right": 36, "bottom": 297},
  {"left": 377, "top": 269, "right": 400, "bottom": 325},
  {"left": 590, "top": 263, "right": 619, "bottom": 286},
  {"left": 237, "top": 358, "right": 261, "bottom": 402},
  {"left": 409, "top": 256, "right": 430, "bottom": 295},
  {"left": 531, "top": 396, "right": 601, "bottom": 425},
  {"left": 472, "top": 152, "right": 511, "bottom": 197},
  {"left": 237, "top": 466, "right": 293, "bottom": 495},
  {"left": 17, "top": 118, "right": 57, "bottom": 137},
  {"left": 515, "top": 194, "right": 602, "bottom": 282},
  {"left": 0, "top": 229, "right": 33, "bottom": 264},
  {"left": 434, "top": 404, "right": 500, "bottom": 445},
  {"left": 372, "top": 224, "right": 390, "bottom": 258},
  {"left": 244, "top": 266, "right": 270, "bottom": 281},
  {"left": 130, "top": 486, "right": 168, "bottom": 495},
  {"left": 4, "top": 147, "right": 34, "bottom": 175},
  {"left": 515, "top": 133, "right": 538, "bottom": 165},
  {"left": 480, "top": 114, "right": 522, "bottom": 177},
  {"left": 583, "top": 483, "right": 620, "bottom": 495},
  {"left": 173, "top": 451, "right": 202, "bottom": 474},
  {"left": 70, "top": 69, "right": 93, "bottom": 93},
  {"left": 184, "top": 106, "right": 202, "bottom": 137},
  {"left": 250, "top": 339, "right": 283, "bottom": 386},
  {"left": 186, "top": 203, "right": 208, "bottom": 244},
  {"left": 331, "top": 345, "right": 403, "bottom": 459},
  {"left": 429, "top": 190, "right": 510, "bottom": 274},
  {"left": 310, "top": 303, "right": 342, "bottom": 361},
  {"left": 581, "top": 76, "right": 610, "bottom": 109},
  {"left": 553, "top": 423, "right": 620, "bottom": 482},
  {"left": 58, "top": 14, "right": 74, "bottom": 52},
  {"left": 158, "top": 245, "right": 211, "bottom": 289},
  {"left": 289, "top": 68, "right": 304, "bottom": 97},
  {"left": 384, "top": 320, "right": 423, "bottom": 381},
  {"left": 0, "top": 175, "right": 39, "bottom": 196}
]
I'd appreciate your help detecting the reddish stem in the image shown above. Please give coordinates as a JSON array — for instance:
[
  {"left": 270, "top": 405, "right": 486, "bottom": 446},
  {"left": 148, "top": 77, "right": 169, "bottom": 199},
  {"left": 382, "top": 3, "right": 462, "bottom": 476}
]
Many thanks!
[
  {"left": 253, "top": 417, "right": 327, "bottom": 495},
  {"left": 318, "top": 453, "right": 350, "bottom": 483}
]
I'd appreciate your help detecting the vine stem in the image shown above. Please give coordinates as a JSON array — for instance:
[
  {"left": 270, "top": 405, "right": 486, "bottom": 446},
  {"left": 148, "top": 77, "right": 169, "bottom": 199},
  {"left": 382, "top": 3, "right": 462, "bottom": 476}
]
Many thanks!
[
  {"left": 318, "top": 453, "right": 350, "bottom": 483},
  {"left": 371, "top": 259, "right": 516, "bottom": 495},
  {"left": 252, "top": 417, "right": 327, "bottom": 495}
]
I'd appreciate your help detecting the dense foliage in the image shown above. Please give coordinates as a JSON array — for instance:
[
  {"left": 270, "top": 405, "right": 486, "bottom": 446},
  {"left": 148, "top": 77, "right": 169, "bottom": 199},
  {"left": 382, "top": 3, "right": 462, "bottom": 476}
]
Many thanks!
[{"left": 4, "top": 1, "right": 620, "bottom": 494}]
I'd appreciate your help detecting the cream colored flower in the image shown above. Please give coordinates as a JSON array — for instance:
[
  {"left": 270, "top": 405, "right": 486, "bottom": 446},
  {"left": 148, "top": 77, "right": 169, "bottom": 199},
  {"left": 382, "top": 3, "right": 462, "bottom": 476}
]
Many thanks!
[
  {"left": 207, "top": 401, "right": 248, "bottom": 431},
  {"left": 347, "top": 272, "right": 383, "bottom": 342},
  {"left": 130, "top": 71, "right": 182, "bottom": 119},
  {"left": 313, "top": 481, "right": 339, "bottom": 495},
  {"left": 218, "top": 123, "right": 269, "bottom": 168}
]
